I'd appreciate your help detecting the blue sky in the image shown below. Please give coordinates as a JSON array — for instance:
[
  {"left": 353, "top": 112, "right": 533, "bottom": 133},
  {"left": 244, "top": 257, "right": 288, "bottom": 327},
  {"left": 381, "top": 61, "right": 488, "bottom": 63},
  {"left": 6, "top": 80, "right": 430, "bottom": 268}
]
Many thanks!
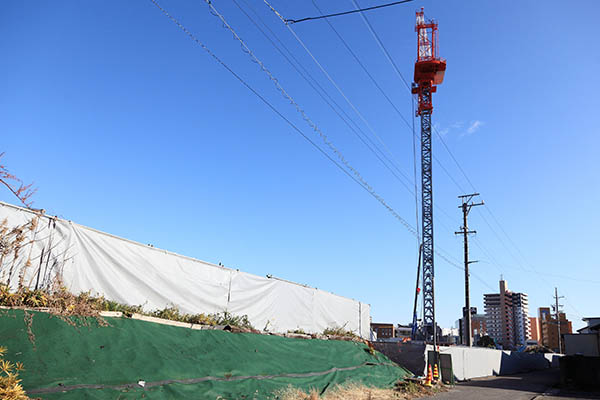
[{"left": 1, "top": 0, "right": 598, "bottom": 330}]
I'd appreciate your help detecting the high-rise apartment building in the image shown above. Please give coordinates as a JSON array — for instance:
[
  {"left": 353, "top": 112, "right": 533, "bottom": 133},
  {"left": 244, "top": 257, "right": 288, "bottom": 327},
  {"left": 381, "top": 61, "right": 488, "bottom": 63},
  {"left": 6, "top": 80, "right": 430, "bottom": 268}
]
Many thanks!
[{"left": 484, "top": 279, "right": 530, "bottom": 349}]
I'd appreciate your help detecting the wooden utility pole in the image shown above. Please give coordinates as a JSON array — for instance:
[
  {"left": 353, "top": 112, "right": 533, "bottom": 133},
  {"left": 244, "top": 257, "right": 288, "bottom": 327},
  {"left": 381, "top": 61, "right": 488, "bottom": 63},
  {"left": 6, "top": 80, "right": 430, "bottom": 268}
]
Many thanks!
[{"left": 456, "top": 193, "right": 484, "bottom": 347}]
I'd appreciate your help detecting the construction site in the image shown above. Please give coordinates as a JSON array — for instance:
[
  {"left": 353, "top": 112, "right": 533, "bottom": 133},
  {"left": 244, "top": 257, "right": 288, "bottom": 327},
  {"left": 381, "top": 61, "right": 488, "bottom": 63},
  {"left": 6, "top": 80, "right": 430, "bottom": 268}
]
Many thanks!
[{"left": 1, "top": 1, "right": 598, "bottom": 399}]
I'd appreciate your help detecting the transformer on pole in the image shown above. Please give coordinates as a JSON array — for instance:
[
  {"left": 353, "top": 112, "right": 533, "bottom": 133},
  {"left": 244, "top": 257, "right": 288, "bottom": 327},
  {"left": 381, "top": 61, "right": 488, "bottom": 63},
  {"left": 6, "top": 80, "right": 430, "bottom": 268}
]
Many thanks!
[{"left": 412, "top": 8, "right": 446, "bottom": 346}]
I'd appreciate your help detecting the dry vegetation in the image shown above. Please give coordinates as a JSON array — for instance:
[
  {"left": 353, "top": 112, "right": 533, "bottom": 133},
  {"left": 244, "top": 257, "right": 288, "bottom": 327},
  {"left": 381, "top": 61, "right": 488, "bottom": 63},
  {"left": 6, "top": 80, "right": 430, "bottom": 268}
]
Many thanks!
[
  {"left": 274, "top": 381, "right": 445, "bottom": 400},
  {"left": 0, "top": 283, "right": 255, "bottom": 330},
  {"left": 0, "top": 346, "right": 32, "bottom": 400},
  {"left": 321, "top": 324, "right": 359, "bottom": 338}
]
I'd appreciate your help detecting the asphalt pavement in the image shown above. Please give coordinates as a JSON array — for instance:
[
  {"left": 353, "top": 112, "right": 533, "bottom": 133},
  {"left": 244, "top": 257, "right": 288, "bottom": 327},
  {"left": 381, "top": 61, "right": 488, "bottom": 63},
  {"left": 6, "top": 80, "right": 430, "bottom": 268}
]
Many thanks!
[{"left": 422, "top": 369, "right": 600, "bottom": 400}]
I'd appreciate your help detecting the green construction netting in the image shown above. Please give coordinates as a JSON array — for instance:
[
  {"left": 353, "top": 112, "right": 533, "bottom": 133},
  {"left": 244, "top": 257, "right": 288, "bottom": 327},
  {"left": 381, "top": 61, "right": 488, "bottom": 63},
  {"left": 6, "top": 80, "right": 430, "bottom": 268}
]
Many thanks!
[{"left": 0, "top": 310, "right": 411, "bottom": 399}]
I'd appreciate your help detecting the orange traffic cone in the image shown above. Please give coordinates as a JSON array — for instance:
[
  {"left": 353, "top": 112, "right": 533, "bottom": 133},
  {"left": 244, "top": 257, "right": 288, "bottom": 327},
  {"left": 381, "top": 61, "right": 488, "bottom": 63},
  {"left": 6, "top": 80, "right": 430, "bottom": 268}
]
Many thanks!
[
  {"left": 433, "top": 363, "right": 439, "bottom": 382},
  {"left": 424, "top": 364, "right": 433, "bottom": 387}
]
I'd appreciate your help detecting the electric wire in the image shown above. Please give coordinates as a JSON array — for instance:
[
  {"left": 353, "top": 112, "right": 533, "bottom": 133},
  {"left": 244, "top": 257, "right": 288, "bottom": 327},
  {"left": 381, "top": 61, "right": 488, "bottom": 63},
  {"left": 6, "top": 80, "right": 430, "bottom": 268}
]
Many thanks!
[
  {"left": 264, "top": 0, "right": 411, "bottom": 187},
  {"left": 240, "top": 0, "right": 460, "bottom": 239},
  {"left": 313, "top": 0, "right": 462, "bottom": 217},
  {"left": 351, "top": 0, "right": 412, "bottom": 91},
  {"left": 345, "top": 0, "right": 504, "bottom": 294},
  {"left": 202, "top": 0, "right": 418, "bottom": 235},
  {"left": 347, "top": 2, "right": 572, "bottom": 300},
  {"left": 285, "top": 0, "right": 414, "bottom": 25},
  {"left": 263, "top": 1, "right": 493, "bottom": 286},
  {"left": 151, "top": 0, "right": 484, "bottom": 285},
  {"left": 313, "top": 0, "right": 459, "bottom": 233},
  {"left": 263, "top": 0, "right": 477, "bottom": 260},
  {"left": 342, "top": 1, "right": 590, "bottom": 320},
  {"left": 310, "top": 0, "right": 421, "bottom": 242},
  {"left": 358, "top": 0, "right": 589, "bottom": 294},
  {"left": 147, "top": 0, "right": 367, "bottom": 194},
  {"left": 264, "top": 1, "right": 477, "bottom": 271},
  {"left": 432, "top": 126, "right": 594, "bottom": 320},
  {"left": 233, "top": 0, "right": 415, "bottom": 195},
  {"left": 312, "top": 0, "right": 414, "bottom": 135}
]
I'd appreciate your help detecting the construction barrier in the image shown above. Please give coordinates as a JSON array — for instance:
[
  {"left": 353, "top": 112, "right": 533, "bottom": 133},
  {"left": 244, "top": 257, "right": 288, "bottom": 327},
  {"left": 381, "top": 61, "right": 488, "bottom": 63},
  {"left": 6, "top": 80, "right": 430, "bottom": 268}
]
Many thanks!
[
  {"left": 0, "top": 309, "right": 410, "bottom": 399},
  {"left": 430, "top": 345, "right": 561, "bottom": 381},
  {"left": 0, "top": 201, "right": 370, "bottom": 337},
  {"left": 373, "top": 342, "right": 560, "bottom": 381}
]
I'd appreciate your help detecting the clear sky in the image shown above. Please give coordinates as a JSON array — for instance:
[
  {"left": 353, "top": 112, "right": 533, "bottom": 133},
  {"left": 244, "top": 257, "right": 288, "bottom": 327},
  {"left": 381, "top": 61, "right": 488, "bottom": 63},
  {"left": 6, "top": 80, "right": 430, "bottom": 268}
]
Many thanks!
[{"left": 1, "top": 0, "right": 598, "bottom": 330}]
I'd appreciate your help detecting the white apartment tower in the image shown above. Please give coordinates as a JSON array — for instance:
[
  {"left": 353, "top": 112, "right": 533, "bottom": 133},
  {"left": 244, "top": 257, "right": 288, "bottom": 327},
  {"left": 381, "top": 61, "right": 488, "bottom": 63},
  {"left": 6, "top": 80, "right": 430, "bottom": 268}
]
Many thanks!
[{"left": 483, "top": 279, "right": 530, "bottom": 349}]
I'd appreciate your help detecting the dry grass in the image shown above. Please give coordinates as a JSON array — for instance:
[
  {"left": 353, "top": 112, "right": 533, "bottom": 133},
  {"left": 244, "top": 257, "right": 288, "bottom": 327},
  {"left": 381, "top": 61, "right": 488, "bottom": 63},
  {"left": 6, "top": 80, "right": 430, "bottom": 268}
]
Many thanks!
[
  {"left": 0, "top": 346, "right": 34, "bottom": 400},
  {"left": 322, "top": 324, "right": 359, "bottom": 338},
  {"left": 274, "top": 381, "right": 444, "bottom": 400}
]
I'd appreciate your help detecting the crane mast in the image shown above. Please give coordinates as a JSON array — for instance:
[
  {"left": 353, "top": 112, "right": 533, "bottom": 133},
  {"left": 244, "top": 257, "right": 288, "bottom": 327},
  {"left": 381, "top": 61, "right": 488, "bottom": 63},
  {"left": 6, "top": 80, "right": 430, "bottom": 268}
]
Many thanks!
[{"left": 412, "top": 8, "right": 446, "bottom": 346}]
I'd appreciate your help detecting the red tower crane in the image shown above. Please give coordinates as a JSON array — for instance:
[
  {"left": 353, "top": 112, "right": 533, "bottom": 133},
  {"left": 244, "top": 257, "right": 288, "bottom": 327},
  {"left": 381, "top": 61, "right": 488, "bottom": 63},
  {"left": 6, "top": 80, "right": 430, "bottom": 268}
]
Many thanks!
[{"left": 412, "top": 8, "right": 446, "bottom": 347}]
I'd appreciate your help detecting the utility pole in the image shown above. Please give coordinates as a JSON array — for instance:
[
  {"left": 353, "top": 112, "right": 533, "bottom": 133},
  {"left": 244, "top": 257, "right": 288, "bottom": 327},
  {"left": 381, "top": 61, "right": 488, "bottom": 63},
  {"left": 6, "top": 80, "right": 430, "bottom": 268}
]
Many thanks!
[
  {"left": 455, "top": 193, "right": 483, "bottom": 347},
  {"left": 552, "top": 287, "right": 565, "bottom": 353}
]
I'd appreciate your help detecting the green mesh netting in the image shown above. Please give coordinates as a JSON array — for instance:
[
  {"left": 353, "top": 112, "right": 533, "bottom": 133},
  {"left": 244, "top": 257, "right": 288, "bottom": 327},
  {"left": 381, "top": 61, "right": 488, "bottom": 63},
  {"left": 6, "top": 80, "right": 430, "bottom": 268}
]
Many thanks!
[{"left": 0, "top": 310, "right": 411, "bottom": 399}]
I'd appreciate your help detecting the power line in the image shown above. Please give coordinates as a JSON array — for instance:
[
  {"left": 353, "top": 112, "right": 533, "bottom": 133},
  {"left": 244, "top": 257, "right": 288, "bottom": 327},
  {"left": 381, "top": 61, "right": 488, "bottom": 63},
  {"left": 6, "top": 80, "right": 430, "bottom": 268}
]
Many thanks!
[
  {"left": 154, "top": 0, "right": 419, "bottom": 235},
  {"left": 264, "top": 2, "right": 494, "bottom": 288},
  {"left": 345, "top": 0, "right": 592, "bottom": 316},
  {"left": 267, "top": 1, "right": 484, "bottom": 278},
  {"left": 312, "top": 0, "right": 414, "bottom": 131},
  {"left": 146, "top": 0, "right": 367, "bottom": 192},
  {"left": 351, "top": 0, "right": 412, "bottom": 91},
  {"left": 433, "top": 125, "right": 479, "bottom": 192},
  {"left": 298, "top": 1, "right": 468, "bottom": 239},
  {"left": 346, "top": 2, "right": 506, "bottom": 297},
  {"left": 310, "top": 0, "right": 422, "bottom": 240},
  {"left": 232, "top": 0, "right": 415, "bottom": 195},
  {"left": 150, "top": 0, "right": 485, "bottom": 287},
  {"left": 285, "top": 0, "right": 414, "bottom": 24},
  {"left": 244, "top": 0, "right": 460, "bottom": 242},
  {"left": 264, "top": 0, "right": 411, "bottom": 188}
]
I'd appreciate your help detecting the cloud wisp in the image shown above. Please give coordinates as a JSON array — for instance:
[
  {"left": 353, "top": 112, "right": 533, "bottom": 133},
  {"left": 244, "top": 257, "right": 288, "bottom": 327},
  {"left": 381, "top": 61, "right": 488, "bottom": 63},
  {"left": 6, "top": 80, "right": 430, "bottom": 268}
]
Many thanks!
[{"left": 465, "top": 120, "right": 483, "bottom": 136}]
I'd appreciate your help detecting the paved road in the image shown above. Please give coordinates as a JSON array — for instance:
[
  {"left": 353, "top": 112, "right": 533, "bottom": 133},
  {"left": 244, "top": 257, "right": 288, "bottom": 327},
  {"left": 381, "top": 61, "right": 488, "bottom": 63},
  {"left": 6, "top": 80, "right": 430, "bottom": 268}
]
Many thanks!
[{"left": 422, "top": 369, "right": 599, "bottom": 400}]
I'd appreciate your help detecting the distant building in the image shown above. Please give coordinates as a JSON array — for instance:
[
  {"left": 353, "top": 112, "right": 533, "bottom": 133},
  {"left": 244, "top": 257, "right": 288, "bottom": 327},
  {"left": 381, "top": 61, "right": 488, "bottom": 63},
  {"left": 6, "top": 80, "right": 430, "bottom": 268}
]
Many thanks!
[
  {"left": 458, "top": 307, "right": 487, "bottom": 345},
  {"left": 440, "top": 327, "right": 459, "bottom": 345},
  {"left": 472, "top": 313, "right": 487, "bottom": 343},
  {"left": 538, "top": 308, "right": 573, "bottom": 353},
  {"left": 483, "top": 279, "right": 530, "bottom": 349},
  {"left": 529, "top": 316, "right": 540, "bottom": 343},
  {"left": 370, "top": 323, "right": 394, "bottom": 340},
  {"left": 395, "top": 324, "right": 412, "bottom": 339},
  {"left": 579, "top": 317, "right": 600, "bottom": 334},
  {"left": 513, "top": 292, "right": 530, "bottom": 346}
]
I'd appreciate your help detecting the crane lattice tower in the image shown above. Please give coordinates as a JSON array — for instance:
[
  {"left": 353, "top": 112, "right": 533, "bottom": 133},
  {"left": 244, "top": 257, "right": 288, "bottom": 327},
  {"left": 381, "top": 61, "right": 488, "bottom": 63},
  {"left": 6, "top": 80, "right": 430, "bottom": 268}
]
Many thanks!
[{"left": 412, "top": 7, "right": 446, "bottom": 344}]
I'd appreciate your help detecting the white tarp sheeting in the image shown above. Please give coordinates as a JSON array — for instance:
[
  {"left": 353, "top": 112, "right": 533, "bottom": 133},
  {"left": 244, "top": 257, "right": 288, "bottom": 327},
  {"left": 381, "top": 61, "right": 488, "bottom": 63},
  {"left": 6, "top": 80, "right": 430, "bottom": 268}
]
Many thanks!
[{"left": 0, "top": 201, "right": 370, "bottom": 337}]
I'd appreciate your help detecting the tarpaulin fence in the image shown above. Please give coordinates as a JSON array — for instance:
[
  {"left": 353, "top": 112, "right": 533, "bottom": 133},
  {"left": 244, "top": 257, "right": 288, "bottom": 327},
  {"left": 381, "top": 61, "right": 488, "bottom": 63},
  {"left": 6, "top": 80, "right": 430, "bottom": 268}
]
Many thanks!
[
  {"left": 0, "top": 201, "right": 370, "bottom": 337},
  {"left": 0, "top": 309, "right": 410, "bottom": 399}
]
